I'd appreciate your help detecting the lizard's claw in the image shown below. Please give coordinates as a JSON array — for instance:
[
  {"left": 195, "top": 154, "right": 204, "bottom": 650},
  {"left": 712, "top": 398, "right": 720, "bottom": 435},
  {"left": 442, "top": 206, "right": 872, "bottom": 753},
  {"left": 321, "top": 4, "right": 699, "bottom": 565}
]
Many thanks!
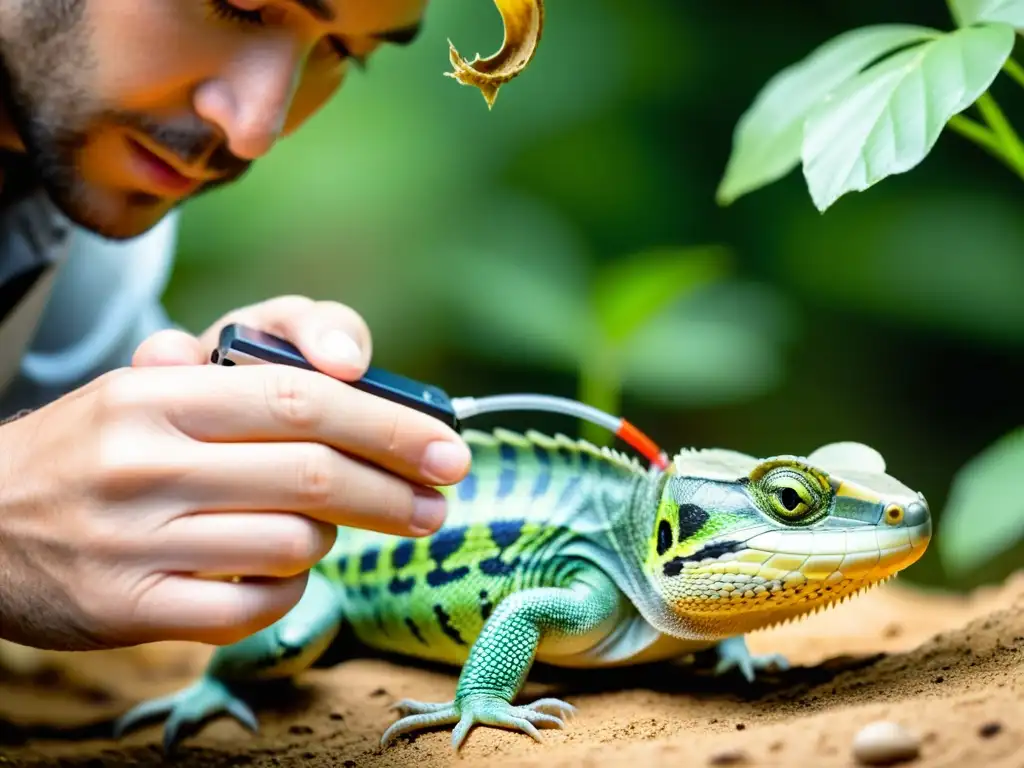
[
  {"left": 380, "top": 694, "right": 576, "bottom": 750},
  {"left": 712, "top": 635, "right": 790, "bottom": 683},
  {"left": 112, "top": 677, "right": 258, "bottom": 753}
]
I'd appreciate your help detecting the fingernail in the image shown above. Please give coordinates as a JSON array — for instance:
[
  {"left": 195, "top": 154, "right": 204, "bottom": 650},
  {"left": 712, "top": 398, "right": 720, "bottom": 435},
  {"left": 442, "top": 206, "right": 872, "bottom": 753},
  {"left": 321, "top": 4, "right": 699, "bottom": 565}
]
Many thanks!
[
  {"left": 410, "top": 488, "right": 447, "bottom": 534},
  {"left": 319, "top": 330, "right": 362, "bottom": 366},
  {"left": 421, "top": 440, "right": 471, "bottom": 483}
]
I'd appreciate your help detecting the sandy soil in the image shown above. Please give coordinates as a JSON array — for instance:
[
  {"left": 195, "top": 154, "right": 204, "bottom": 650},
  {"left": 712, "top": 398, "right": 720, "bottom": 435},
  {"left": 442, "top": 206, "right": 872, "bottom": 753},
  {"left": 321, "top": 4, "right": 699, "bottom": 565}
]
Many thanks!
[{"left": 0, "top": 571, "right": 1021, "bottom": 768}]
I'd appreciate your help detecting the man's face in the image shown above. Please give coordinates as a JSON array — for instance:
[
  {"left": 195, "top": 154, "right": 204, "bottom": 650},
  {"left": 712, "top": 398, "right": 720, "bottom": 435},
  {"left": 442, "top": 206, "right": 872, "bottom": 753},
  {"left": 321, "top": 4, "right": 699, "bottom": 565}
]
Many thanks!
[{"left": 0, "top": 0, "right": 426, "bottom": 239}]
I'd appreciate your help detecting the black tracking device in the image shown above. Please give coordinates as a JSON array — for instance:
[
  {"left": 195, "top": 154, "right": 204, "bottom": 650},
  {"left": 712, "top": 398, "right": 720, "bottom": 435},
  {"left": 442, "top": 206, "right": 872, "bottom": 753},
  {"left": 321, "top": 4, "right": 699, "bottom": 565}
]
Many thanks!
[
  {"left": 210, "top": 324, "right": 671, "bottom": 470},
  {"left": 211, "top": 323, "right": 460, "bottom": 430}
]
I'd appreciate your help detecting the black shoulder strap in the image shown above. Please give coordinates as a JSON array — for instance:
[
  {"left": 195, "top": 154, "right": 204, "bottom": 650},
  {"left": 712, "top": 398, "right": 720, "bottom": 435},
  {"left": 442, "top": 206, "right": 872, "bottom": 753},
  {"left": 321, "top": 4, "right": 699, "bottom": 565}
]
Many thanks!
[
  {"left": 0, "top": 160, "right": 70, "bottom": 322},
  {"left": 0, "top": 261, "right": 46, "bottom": 324}
]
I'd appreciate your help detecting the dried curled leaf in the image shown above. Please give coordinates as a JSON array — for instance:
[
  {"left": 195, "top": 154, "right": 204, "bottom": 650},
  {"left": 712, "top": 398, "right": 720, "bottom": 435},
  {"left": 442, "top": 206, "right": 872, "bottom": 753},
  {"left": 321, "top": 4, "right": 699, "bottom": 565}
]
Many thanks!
[{"left": 446, "top": 0, "right": 544, "bottom": 109}]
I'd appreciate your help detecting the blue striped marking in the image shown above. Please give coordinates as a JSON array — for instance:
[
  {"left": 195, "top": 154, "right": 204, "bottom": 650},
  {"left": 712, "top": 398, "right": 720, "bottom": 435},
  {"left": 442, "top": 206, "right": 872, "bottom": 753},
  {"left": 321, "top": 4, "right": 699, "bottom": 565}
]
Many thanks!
[
  {"left": 457, "top": 471, "right": 478, "bottom": 502},
  {"left": 497, "top": 443, "right": 517, "bottom": 499},
  {"left": 531, "top": 444, "right": 552, "bottom": 499}
]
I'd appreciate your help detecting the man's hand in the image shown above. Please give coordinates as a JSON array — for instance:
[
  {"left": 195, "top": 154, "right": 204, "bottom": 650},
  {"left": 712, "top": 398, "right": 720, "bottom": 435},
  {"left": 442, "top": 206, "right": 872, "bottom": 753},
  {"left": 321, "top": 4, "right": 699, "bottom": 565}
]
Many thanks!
[
  {"left": 0, "top": 296, "right": 471, "bottom": 652},
  {"left": 133, "top": 294, "right": 374, "bottom": 377}
]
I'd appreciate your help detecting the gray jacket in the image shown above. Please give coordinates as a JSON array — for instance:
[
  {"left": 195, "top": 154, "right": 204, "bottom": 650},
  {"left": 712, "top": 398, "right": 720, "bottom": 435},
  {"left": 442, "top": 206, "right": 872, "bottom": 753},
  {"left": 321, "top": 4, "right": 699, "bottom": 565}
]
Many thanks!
[{"left": 0, "top": 188, "right": 179, "bottom": 420}]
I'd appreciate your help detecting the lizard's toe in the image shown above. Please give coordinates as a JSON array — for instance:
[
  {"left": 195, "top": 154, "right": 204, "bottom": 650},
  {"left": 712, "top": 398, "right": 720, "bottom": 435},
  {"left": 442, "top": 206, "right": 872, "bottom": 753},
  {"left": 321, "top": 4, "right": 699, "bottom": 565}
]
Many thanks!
[
  {"left": 379, "top": 694, "right": 577, "bottom": 751},
  {"left": 380, "top": 702, "right": 459, "bottom": 747},
  {"left": 389, "top": 698, "right": 453, "bottom": 716},
  {"left": 712, "top": 635, "right": 790, "bottom": 683},
  {"left": 113, "top": 677, "right": 258, "bottom": 753},
  {"left": 714, "top": 651, "right": 790, "bottom": 682},
  {"left": 113, "top": 692, "right": 178, "bottom": 739},
  {"left": 521, "top": 697, "right": 578, "bottom": 721},
  {"left": 451, "top": 694, "right": 573, "bottom": 750}
]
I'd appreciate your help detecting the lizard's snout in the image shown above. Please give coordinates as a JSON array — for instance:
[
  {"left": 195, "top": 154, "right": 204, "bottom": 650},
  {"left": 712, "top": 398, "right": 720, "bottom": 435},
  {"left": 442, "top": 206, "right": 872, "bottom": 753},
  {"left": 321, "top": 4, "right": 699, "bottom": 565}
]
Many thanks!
[
  {"left": 903, "top": 499, "right": 929, "bottom": 528},
  {"left": 894, "top": 495, "right": 931, "bottom": 556}
]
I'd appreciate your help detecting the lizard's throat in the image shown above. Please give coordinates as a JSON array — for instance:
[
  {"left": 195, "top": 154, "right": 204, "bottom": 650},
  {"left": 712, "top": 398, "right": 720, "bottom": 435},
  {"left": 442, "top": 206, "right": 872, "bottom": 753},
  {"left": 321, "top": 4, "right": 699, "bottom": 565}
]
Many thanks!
[{"left": 646, "top": 526, "right": 931, "bottom": 639}]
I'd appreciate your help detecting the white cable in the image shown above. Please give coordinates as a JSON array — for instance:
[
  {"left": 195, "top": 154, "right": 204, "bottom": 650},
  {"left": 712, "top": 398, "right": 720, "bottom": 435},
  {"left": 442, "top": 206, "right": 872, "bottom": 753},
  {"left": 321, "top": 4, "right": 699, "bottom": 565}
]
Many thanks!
[{"left": 450, "top": 394, "right": 622, "bottom": 432}]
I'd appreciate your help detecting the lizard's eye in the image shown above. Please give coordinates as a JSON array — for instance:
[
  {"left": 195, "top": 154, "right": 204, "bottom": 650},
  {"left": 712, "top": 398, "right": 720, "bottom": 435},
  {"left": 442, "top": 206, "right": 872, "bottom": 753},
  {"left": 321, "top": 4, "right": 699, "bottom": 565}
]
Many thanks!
[
  {"left": 756, "top": 468, "right": 826, "bottom": 524},
  {"left": 779, "top": 486, "right": 802, "bottom": 512},
  {"left": 769, "top": 479, "right": 811, "bottom": 519}
]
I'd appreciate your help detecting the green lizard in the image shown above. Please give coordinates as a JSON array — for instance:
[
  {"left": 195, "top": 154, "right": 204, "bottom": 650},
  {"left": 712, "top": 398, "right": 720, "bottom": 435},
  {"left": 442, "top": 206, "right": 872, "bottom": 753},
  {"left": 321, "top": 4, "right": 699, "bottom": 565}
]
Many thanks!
[{"left": 113, "top": 428, "right": 932, "bottom": 752}]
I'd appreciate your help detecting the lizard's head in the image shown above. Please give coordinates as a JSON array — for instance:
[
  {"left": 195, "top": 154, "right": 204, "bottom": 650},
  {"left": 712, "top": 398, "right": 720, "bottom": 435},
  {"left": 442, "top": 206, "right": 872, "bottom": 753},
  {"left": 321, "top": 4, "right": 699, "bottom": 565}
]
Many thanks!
[{"left": 643, "top": 441, "right": 931, "bottom": 639}]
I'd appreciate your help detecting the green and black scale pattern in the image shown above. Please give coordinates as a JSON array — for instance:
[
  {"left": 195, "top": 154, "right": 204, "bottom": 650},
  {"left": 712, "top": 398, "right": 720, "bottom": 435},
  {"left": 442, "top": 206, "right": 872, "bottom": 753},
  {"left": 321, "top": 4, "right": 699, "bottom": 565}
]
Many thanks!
[{"left": 315, "top": 428, "right": 645, "bottom": 666}]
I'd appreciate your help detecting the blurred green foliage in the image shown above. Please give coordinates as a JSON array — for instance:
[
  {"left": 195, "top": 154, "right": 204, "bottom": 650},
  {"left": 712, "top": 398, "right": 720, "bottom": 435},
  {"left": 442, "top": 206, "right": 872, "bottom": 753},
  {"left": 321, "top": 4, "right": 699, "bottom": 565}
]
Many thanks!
[
  {"left": 162, "top": 0, "right": 1024, "bottom": 593},
  {"left": 718, "top": 0, "right": 1024, "bottom": 587}
]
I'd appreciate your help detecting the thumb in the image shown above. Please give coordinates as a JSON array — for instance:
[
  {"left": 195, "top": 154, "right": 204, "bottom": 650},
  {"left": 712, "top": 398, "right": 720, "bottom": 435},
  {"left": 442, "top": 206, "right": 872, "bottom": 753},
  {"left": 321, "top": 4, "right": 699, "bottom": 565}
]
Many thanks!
[{"left": 132, "top": 329, "right": 207, "bottom": 367}]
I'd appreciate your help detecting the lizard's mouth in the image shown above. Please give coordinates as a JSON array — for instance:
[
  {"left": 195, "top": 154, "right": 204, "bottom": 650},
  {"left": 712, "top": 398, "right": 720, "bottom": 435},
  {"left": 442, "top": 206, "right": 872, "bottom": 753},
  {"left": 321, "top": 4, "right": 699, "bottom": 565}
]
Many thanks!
[{"left": 656, "top": 520, "right": 932, "bottom": 636}]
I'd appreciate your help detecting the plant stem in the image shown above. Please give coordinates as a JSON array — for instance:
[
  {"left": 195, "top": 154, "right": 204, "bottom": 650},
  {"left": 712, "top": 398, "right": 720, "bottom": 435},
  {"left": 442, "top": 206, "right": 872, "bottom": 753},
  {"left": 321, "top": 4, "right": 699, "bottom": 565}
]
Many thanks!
[
  {"left": 1004, "top": 58, "right": 1024, "bottom": 91},
  {"left": 974, "top": 92, "right": 1024, "bottom": 179},
  {"left": 948, "top": 114, "right": 1006, "bottom": 161},
  {"left": 577, "top": 345, "right": 622, "bottom": 447},
  {"left": 945, "top": 0, "right": 963, "bottom": 27}
]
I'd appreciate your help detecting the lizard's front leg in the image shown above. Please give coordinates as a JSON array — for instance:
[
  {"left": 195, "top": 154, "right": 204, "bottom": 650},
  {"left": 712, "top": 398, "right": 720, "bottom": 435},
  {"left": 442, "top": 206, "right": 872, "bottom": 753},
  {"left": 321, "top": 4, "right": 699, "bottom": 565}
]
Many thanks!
[
  {"left": 113, "top": 569, "right": 345, "bottom": 753},
  {"left": 712, "top": 634, "right": 790, "bottom": 682},
  {"left": 380, "top": 564, "right": 624, "bottom": 750}
]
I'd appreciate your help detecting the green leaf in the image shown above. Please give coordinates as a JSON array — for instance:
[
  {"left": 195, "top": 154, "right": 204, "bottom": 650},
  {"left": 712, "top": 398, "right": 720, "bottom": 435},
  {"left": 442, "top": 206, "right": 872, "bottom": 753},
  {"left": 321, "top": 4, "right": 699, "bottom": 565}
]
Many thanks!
[
  {"left": 801, "top": 24, "right": 1016, "bottom": 212},
  {"left": 951, "top": 0, "right": 1024, "bottom": 29},
  {"left": 591, "top": 245, "right": 731, "bottom": 344},
  {"left": 715, "top": 24, "right": 941, "bottom": 206},
  {"left": 938, "top": 428, "right": 1024, "bottom": 575}
]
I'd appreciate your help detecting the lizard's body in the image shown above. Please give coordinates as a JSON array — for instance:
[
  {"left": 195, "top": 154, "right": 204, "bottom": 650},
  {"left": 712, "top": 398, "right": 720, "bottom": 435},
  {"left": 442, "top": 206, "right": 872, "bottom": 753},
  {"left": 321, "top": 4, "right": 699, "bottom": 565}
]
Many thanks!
[{"left": 115, "top": 428, "right": 932, "bottom": 751}]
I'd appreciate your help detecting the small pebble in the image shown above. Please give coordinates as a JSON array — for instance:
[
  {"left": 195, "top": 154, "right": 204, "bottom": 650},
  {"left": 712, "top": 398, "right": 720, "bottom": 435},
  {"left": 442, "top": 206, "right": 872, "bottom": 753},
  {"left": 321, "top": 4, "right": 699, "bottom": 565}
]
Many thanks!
[
  {"left": 708, "top": 748, "right": 748, "bottom": 765},
  {"left": 979, "top": 721, "right": 1002, "bottom": 738},
  {"left": 852, "top": 721, "right": 921, "bottom": 765}
]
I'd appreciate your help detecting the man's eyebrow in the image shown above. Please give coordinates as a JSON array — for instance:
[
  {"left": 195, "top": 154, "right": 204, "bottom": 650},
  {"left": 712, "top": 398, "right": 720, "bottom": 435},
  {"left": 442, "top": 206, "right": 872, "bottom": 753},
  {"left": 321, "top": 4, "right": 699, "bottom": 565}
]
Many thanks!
[
  {"left": 370, "top": 21, "right": 422, "bottom": 46},
  {"left": 283, "top": 0, "right": 335, "bottom": 22},
  {"left": 281, "top": 2, "right": 421, "bottom": 46}
]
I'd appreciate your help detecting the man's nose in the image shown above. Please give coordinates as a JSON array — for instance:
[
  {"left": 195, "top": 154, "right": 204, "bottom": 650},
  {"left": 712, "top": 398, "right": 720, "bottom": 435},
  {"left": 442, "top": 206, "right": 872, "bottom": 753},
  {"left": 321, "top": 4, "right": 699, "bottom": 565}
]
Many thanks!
[{"left": 192, "top": 45, "right": 304, "bottom": 161}]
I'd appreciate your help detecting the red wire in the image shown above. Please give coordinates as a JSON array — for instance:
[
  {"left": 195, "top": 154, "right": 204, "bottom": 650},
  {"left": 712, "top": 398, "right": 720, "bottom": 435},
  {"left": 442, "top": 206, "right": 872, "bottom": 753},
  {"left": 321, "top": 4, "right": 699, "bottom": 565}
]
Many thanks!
[{"left": 616, "top": 420, "right": 670, "bottom": 471}]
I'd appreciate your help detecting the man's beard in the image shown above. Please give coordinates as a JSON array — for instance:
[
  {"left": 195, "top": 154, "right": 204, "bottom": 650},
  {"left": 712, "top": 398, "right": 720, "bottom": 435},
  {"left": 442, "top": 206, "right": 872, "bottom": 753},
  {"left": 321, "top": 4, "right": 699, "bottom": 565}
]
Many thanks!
[{"left": 0, "top": 51, "right": 251, "bottom": 240}]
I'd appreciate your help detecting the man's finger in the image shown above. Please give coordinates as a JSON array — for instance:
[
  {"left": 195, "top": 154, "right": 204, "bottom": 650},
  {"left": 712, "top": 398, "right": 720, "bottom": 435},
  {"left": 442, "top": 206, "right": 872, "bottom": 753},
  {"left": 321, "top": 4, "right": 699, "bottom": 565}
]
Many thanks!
[
  {"left": 282, "top": 299, "right": 373, "bottom": 379},
  {"left": 198, "top": 296, "right": 373, "bottom": 380},
  {"left": 178, "top": 441, "right": 450, "bottom": 536},
  {"left": 158, "top": 364, "right": 471, "bottom": 487},
  {"left": 132, "top": 329, "right": 206, "bottom": 367},
  {"left": 150, "top": 512, "right": 338, "bottom": 577},
  {"left": 128, "top": 572, "right": 310, "bottom": 646}
]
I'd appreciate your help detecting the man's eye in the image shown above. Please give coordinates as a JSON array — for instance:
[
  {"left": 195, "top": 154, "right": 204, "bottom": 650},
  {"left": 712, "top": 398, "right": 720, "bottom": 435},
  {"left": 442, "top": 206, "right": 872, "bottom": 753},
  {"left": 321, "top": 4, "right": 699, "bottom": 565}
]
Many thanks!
[
  {"left": 205, "top": 0, "right": 351, "bottom": 64},
  {"left": 309, "top": 34, "right": 354, "bottom": 63},
  {"left": 328, "top": 38, "right": 354, "bottom": 61},
  {"left": 206, "top": 0, "right": 264, "bottom": 24}
]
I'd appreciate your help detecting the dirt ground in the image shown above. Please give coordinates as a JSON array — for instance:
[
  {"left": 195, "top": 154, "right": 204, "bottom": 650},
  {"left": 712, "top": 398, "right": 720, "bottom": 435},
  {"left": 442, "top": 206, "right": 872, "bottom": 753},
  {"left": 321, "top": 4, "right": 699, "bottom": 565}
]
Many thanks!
[{"left": 0, "top": 571, "right": 1021, "bottom": 768}]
